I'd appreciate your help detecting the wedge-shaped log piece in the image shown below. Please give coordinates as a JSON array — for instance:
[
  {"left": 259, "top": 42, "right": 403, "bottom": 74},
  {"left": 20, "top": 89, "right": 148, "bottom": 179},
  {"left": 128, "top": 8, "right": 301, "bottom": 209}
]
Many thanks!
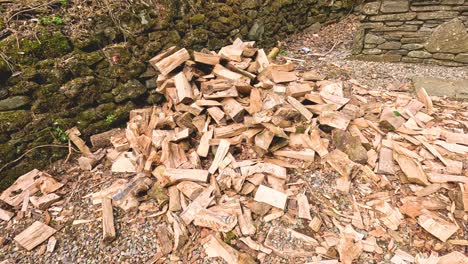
[
  {"left": 194, "top": 51, "right": 220, "bottom": 65},
  {"left": 240, "top": 162, "right": 287, "bottom": 179},
  {"left": 177, "top": 181, "right": 205, "bottom": 200},
  {"left": 213, "top": 64, "right": 248, "bottom": 82},
  {"left": 66, "top": 127, "right": 94, "bottom": 158},
  {"left": 214, "top": 123, "right": 247, "bottom": 138},
  {"left": 271, "top": 70, "right": 298, "bottom": 83},
  {"left": 30, "top": 193, "right": 61, "bottom": 210},
  {"left": 222, "top": 98, "right": 244, "bottom": 122},
  {"left": 174, "top": 72, "right": 194, "bottom": 104},
  {"left": 319, "top": 111, "right": 350, "bottom": 130},
  {"left": 197, "top": 129, "right": 213, "bottom": 158},
  {"left": 427, "top": 173, "right": 468, "bottom": 184},
  {"left": 297, "top": 193, "right": 312, "bottom": 220},
  {"left": 0, "top": 208, "right": 14, "bottom": 222},
  {"left": 162, "top": 169, "right": 209, "bottom": 186},
  {"left": 287, "top": 96, "right": 313, "bottom": 121},
  {"left": 393, "top": 152, "right": 429, "bottom": 186},
  {"left": 193, "top": 208, "right": 237, "bottom": 232},
  {"left": 204, "top": 234, "right": 255, "bottom": 264},
  {"left": 254, "top": 185, "right": 287, "bottom": 210},
  {"left": 153, "top": 48, "right": 190, "bottom": 75},
  {"left": 14, "top": 221, "right": 57, "bottom": 251},
  {"left": 274, "top": 150, "right": 315, "bottom": 161},
  {"left": 208, "top": 140, "right": 230, "bottom": 174},
  {"left": 418, "top": 209, "right": 458, "bottom": 242},
  {"left": 377, "top": 147, "right": 395, "bottom": 175},
  {"left": 326, "top": 149, "right": 356, "bottom": 178},
  {"left": 180, "top": 186, "right": 214, "bottom": 225}
]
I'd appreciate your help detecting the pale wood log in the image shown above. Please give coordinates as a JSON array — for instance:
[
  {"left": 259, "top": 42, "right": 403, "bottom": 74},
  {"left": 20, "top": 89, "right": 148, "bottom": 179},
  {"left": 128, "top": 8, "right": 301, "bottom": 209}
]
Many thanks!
[
  {"left": 14, "top": 221, "right": 57, "bottom": 251},
  {"left": 102, "top": 197, "right": 116, "bottom": 243},
  {"left": 180, "top": 186, "right": 214, "bottom": 225},
  {"left": 0, "top": 208, "right": 14, "bottom": 222},
  {"left": 254, "top": 185, "right": 287, "bottom": 210},
  {"left": 174, "top": 71, "right": 194, "bottom": 104},
  {"left": 162, "top": 168, "right": 209, "bottom": 186},
  {"left": 193, "top": 51, "right": 220, "bottom": 65},
  {"left": 287, "top": 96, "right": 313, "bottom": 121},
  {"left": 197, "top": 129, "right": 213, "bottom": 158},
  {"left": 418, "top": 210, "right": 458, "bottom": 242},
  {"left": 208, "top": 139, "right": 230, "bottom": 174},
  {"left": 153, "top": 48, "right": 190, "bottom": 75}
]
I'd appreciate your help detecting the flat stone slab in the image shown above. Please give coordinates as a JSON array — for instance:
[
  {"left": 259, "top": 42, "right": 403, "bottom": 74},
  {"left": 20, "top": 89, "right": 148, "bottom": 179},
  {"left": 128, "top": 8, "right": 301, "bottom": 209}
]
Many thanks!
[{"left": 412, "top": 76, "right": 468, "bottom": 99}]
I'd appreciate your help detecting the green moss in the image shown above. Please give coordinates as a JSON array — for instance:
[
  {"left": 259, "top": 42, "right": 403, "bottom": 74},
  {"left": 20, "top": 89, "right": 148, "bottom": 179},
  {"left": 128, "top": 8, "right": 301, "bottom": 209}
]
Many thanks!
[
  {"left": 189, "top": 14, "right": 205, "bottom": 25},
  {"left": 0, "top": 110, "right": 32, "bottom": 133}
]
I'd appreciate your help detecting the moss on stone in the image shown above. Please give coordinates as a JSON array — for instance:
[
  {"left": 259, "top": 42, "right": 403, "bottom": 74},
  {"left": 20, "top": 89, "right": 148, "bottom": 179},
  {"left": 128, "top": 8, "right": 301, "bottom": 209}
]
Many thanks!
[
  {"left": 0, "top": 110, "right": 32, "bottom": 133},
  {"left": 189, "top": 14, "right": 206, "bottom": 25}
]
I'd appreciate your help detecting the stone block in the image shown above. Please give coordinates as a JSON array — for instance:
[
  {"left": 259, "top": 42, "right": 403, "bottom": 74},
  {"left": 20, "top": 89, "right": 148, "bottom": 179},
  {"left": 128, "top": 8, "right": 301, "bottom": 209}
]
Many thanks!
[
  {"left": 365, "top": 33, "right": 386, "bottom": 44},
  {"left": 423, "top": 59, "right": 466, "bottom": 66},
  {"left": 405, "top": 21, "right": 424, "bottom": 25},
  {"left": 362, "top": 1, "right": 381, "bottom": 15},
  {"left": 401, "top": 37, "right": 427, "bottom": 43},
  {"left": 381, "top": 0, "right": 409, "bottom": 13},
  {"left": 363, "top": 48, "right": 383, "bottom": 55},
  {"left": 386, "top": 49, "right": 409, "bottom": 55},
  {"left": 369, "top": 12, "right": 417, "bottom": 21},
  {"left": 371, "top": 25, "right": 419, "bottom": 32},
  {"left": 385, "top": 21, "right": 404, "bottom": 26},
  {"left": 401, "top": 43, "right": 424, "bottom": 50},
  {"left": 361, "top": 22, "right": 384, "bottom": 29},
  {"left": 454, "top": 53, "right": 468, "bottom": 63},
  {"left": 441, "top": 0, "right": 464, "bottom": 4},
  {"left": 410, "top": 5, "right": 453, "bottom": 11},
  {"left": 378, "top": 41, "right": 402, "bottom": 49},
  {"left": 412, "top": 0, "right": 441, "bottom": 5},
  {"left": 402, "top": 57, "right": 424, "bottom": 63},
  {"left": 351, "top": 29, "right": 365, "bottom": 55},
  {"left": 352, "top": 54, "right": 402, "bottom": 62},
  {"left": 452, "top": 5, "right": 468, "bottom": 11},
  {"left": 417, "top": 11, "right": 459, "bottom": 20},
  {"left": 433, "top": 53, "right": 455, "bottom": 60},
  {"left": 425, "top": 18, "right": 468, "bottom": 53},
  {"left": 0, "top": 96, "right": 31, "bottom": 111},
  {"left": 408, "top": 50, "right": 433, "bottom": 58},
  {"left": 364, "top": 44, "right": 378, "bottom": 49}
]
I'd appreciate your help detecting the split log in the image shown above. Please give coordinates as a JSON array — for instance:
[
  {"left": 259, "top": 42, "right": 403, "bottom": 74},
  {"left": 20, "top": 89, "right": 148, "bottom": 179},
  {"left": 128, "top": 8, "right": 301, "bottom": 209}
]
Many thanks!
[
  {"left": 30, "top": 193, "right": 61, "bottom": 210},
  {"left": 193, "top": 208, "right": 237, "bottom": 232},
  {"left": 161, "top": 168, "right": 209, "bottom": 186},
  {"left": 203, "top": 234, "right": 255, "bottom": 264},
  {"left": 112, "top": 176, "right": 153, "bottom": 211},
  {"left": 174, "top": 72, "right": 194, "bottom": 104},
  {"left": 101, "top": 197, "right": 116, "bottom": 243},
  {"left": 240, "top": 162, "right": 287, "bottom": 179},
  {"left": 66, "top": 127, "right": 94, "bottom": 158},
  {"left": 0, "top": 208, "right": 14, "bottom": 222},
  {"left": 176, "top": 181, "right": 205, "bottom": 200},
  {"left": 393, "top": 152, "right": 429, "bottom": 186},
  {"left": 254, "top": 185, "right": 287, "bottom": 210},
  {"left": 417, "top": 210, "right": 458, "bottom": 242},
  {"left": 152, "top": 48, "right": 190, "bottom": 75},
  {"left": 297, "top": 193, "right": 312, "bottom": 220},
  {"left": 377, "top": 147, "right": 395, "bottom": 175},
  {"left": 197, "top": 129, "right": 213, "bottom": 157},
  {"left": 287, "top": 96, "right": 313, "bottom": 121},
  {"left": 193, "top": 51, "right": 220, "bottom": 65},
  {"left": 180, "top": 186, "right": 214, "bottom": 225},
  {"left": 208, "top": 139, "right": 230, "bottom": 174},
  {"left": 14, "top": 221, "right": 57, "bottom": 251},
  {"left": 318, "top": 111, "right": 350, "bottom": 130}
]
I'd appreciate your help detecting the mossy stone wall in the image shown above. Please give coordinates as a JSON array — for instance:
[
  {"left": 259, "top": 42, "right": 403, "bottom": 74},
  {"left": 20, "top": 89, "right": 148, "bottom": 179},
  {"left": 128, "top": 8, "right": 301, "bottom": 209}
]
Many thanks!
[{"left": 0, "top": 0, "right": 355, "bottom": 189}]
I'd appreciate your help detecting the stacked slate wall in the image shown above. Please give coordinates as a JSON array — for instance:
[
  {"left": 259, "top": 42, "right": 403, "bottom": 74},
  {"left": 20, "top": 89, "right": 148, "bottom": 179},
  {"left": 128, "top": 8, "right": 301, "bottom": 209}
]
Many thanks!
[{"left": 352, "top": 0, "right": 468, "bottom": 66}]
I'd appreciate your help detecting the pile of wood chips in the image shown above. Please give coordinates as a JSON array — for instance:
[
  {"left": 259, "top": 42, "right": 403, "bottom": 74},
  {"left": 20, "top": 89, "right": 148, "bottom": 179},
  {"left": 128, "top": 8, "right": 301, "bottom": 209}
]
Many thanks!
[{"left": 1, "top": 38, "right": 468, "bottom": 264}]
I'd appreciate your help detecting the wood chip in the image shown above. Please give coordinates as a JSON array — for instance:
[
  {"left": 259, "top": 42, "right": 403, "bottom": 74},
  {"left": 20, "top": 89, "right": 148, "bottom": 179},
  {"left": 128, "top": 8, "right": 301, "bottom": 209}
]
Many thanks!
[
  {"left": 101, "top": 197, "right": 116, "bottom": 243},
  {"left": 417, "top": 210, "right": 458, "bottom": 242},
  {"left": 14, "top": 221, "right": 57, "bottom": 251},
  {"left": 254, "top": 185, "right": 287, "bottom": 210}
]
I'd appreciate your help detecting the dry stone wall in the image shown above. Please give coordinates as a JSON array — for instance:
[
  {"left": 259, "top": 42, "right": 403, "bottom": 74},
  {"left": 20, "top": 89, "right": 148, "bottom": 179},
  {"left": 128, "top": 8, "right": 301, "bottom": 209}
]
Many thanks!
[{"left": 352, "top": 0, "right": 468, "bottom": 66}]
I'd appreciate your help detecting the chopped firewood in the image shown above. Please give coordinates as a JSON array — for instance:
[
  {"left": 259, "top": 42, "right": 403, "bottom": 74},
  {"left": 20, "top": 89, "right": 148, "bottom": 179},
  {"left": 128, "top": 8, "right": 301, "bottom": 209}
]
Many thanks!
[
  {"left": 30, "top": 193, "right": 61, "bottom": 210},
  {"left": 377, "top": 147, "right": 395, "bottom": 175},
  {"left": 462, "top": 183, "right": 468, "bottom": 212},
  {"left": 319, "top": 111, "right": 350, "bottom": 130},
  {"left": 374, "top": 201, "right": 403, "bottom": 230},
  {"left": 434, "top": 140, "right": 468, "bottom": 154},
  {"left": 337, "top": 237, "right": 363, "bottom": 264},
  {"left": 14, "top": 221, "right": 57, "bottom": 251},
  {"left": 287, "top": 82, "right": 314, "bottom": 97},
  {"left": 287, "top": 96, "right": 313, "bottom": 121},
  {"left": 415, "top": 183, "right": 443, "bottom": 197},
  {"left": 437, "top": 252, "right": 467, "bottom": 264},
  {"left": 222, "top": 98, "right": 244, "bottom": 121},
  {"left": 379, "top": 107, "right": 405, "bottom": 132},
  {"left": 197, "top": 129, "right": 213, "bottom": 158},
  {"left": 176, "top": 181, "right": 204, "bottom": 200},
  {"left": 0, "top": 169, "right": 63, "bottom": 207},
  {"left": 248, "top": 88, "right": 262, "bottom": 114},
  {"left": 110, "top": 134, "right": 130, "bottom": 152},
  {"left": 441, "top": 130, "right": 468, "bottom": 145},
  {"left": 207, "top": 107, "right": 226, "bottom": 125},
  {"left": 326, "top": 149, "right": 356, "bottom": 178},
  {"left": 391, "top": 249, "right": 414, "bottom": 264},
  {"left": 214, "top": 123, "right": 247, "bottom": 138},
  {"left": 90, "top": 128, "right": 124, "bottom": 149},
  {"left": 208, "top": 139, "right": 230, "bottom": 174},
  {"left": 111, "top": 153, "right": 137, "bottom": 173},
  {"left": 46, "top": 236, "right": 57, "bottom": 253},
  {"left": 213, "top": 64, "right": 247, "bottom": 82},
  {"left": 427, "top": 173, "right": 468, "bottom": 184},
  {"left": 254, "top": 185, "right": 287, "bottom": 210},
  {"left": 193, "top": 208, "right": 237, "bottom": 232},
  {"left": 271, "top": 70, "right": 298, "bottom": 83},
  {"left": 274, "top": 150, "right": 315, "bottom": 161},
  {"left": 240, "top": 162, "right": 287, "bottom": 179},
  {"left": 112, "top": 176, "right": 153, "bottom": 211},
  {"left": 255, "top": 129, "right": 274, "bottom": 151},
  {"left": 180, "top": 186, "right": 214, "bottom": 224},
  {"left": 256, "top": 49, "right": 270, "bottom": 72},
  {"left": 149, "top": 46, "right": 177, "bottom": 67},
  {"left": 297, "top": 193, "right": 312, "bottom": 220},
  {"left": 238, "top": 207, "right": 256, "bottom": 236},
  {"left": 415, "top": 136, "right": 448, "bottom": 166},
  {"left": 204, "top": 234, "right": 255, "bottom": 264},
  {"left": 66, "top": 127, "right": 94, "bottom": 158},
  {"left": 264, "top": 226, "right": 318, "bottom": 257},
  {"left": 161, "top": 168, "right": 209, "bottom": 186},
  {"left": 417, "top": 209, "right": 458, "bottom": 242},
  {"left": 193, "top": 51, "right": 220, "bottom": 65},
  {"left": 173, "top": 71, "right": 194, "bottom": 104},
  {"left": 0, "top": 208, "right": 14, "bottom": 222},
  {"left": 168, "top": 186, "right": 182, "bottom": 212},
  {"left": 101, "top": 197, "right": 116, "bottom": 243},
  {"left": 153, "top": 48, "right": 190, "bottom": 75},
  {"left": 309, "top": 216, "right": 322, "bottom": 232},
  {"left": 415, "top": 87, "right": 433, "bottom": 114},
  {"left": 393, "top": 152, "right": 429, "bottom": 186},
  {"left": 218, "top": 45, "right": 243, "bottom": 61}
]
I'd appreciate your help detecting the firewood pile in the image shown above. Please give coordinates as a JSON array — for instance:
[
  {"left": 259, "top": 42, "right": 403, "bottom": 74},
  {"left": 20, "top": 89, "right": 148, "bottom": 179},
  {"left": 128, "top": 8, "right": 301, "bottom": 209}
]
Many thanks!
[{"left": 1, "top": 39, "right": 468, "bottom": 263}]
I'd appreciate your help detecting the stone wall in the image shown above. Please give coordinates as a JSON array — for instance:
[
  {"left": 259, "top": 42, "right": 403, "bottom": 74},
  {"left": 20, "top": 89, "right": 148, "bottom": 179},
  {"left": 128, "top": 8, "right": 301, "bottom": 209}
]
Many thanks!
[
  {"left": 352, "top": 0, "right": 468, "bottom": 66},
  {"left": 0, "top": 0, "right": 355, "bottom": 189}
]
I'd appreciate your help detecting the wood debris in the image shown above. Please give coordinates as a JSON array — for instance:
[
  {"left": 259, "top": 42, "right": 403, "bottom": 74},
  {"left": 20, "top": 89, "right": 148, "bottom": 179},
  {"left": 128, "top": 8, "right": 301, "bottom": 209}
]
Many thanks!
[{"left": 14, "top": 221, "right": 57, "bottom": 251}]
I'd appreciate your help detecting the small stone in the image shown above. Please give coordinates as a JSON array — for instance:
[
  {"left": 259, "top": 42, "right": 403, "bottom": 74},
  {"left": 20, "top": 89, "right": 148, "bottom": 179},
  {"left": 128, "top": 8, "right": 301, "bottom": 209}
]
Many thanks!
[
  {"left": 365, "top": 33, "right": 385, "bottom": 44},
  {"left": 112, "top": 79, "right": 146, "bottom": 103},
  {"left": 378, "top": 42, "right": 402, "bottom": 50},
  {"left": 332, "top": 130, "right": 368, "bottom": 164},
  {"left": 380, "top": 0, "right": 409, "bottom": 13},
  {"left": 407, "top": 50, "right": 432, "bottom": 58},
  {"left": 363, "top": 48, "right": 383, "bottom": 55},
  {"left": 433, "top": 53, "right": 455, "bottom": 60},
  {"left": 362, "top": 1, "right": 381, "bottom": 15},
  {"left": 401, "top": 44, "right": 424, "bottom": 50},
  {"left": 454, "top": 53, "right": 468, "bottom": 63},
  {"left": 417, "top": 11, "right": 458, "bottom": 20},
  {"left": 369, "top": 12, "right": 417, "bottom": 22},
  {"left": 0, "top": 96, "right": 31, "bottom": 111},
  {"left": 402, "top": 57, "right": 424, "bottom": 63}
]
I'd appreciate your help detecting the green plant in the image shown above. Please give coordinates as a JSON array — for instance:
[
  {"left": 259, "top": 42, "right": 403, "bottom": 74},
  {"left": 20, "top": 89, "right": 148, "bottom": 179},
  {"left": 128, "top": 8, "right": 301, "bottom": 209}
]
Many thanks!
[
  {"left": 105, "top": 114, "right": 116, "bottom": 123},
  {"left": 59, "top": 0, "right": 69, "bottom": 5},
  {"left": 54, "top": 127, "right": 69, "bottom": 143},
  {"left": 279, "top": 49, "right": 288, "bottom": 56},
  {"left": 393, "top": 111, "right": 402, "bottom": 117},
  {"left": 39, "top": 15, "right": 64, "bottom": 26}
]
